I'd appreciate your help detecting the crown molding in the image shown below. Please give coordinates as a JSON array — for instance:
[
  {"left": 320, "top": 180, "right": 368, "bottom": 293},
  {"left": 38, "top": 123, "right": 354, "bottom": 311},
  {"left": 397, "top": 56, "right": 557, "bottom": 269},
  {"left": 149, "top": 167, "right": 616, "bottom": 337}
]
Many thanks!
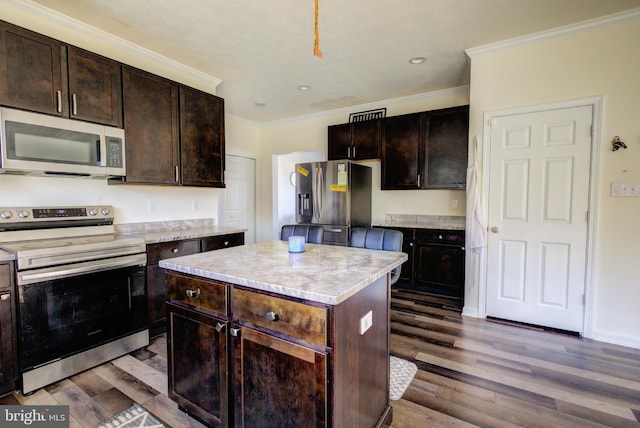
[
  {"left": 2, "top": 0, "right": 222, "bottom": 89},
  {"left": 261, "top": 85, "right": 470, "bottom": 128},
  {"left": 466, "top": 7, "right": 640, "bottom": 57}
]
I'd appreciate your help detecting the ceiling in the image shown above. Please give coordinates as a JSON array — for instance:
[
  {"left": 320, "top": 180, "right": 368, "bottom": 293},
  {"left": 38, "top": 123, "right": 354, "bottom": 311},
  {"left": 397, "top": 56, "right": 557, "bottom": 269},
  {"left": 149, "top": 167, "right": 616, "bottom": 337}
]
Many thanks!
[{"left": 29, "top": 0, "right": 640, "bottom": 123}]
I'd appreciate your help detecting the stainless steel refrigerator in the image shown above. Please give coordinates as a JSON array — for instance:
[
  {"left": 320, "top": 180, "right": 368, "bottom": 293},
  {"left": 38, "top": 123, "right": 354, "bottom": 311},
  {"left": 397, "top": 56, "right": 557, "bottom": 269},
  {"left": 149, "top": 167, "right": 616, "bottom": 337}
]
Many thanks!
[{"left": 295, "top": 160, "right": 372, "bottom": 245}]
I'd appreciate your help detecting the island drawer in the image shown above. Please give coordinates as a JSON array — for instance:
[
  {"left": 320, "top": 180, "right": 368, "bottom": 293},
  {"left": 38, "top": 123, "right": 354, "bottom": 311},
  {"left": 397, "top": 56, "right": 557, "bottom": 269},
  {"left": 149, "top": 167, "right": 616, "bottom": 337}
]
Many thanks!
[
  {"left": 167, "top": 273, "right": 228, "bottom": 315},
  {"left": 231, "top": 288, "right": 327, "bottom": 346},
  {"left": 147, "top": 240, "right": 200, "bottom": 264}
]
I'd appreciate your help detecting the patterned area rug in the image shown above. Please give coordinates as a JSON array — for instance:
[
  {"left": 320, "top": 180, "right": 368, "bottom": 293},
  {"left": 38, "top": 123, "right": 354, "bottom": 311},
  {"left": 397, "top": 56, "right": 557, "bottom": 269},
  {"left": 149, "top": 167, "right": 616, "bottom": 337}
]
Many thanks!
[
  {"left": 390, "top": 355, "right": 418, "bottom": 400},
  {"left": 96, "top": 403, "right": 165, "bottom": 428}
]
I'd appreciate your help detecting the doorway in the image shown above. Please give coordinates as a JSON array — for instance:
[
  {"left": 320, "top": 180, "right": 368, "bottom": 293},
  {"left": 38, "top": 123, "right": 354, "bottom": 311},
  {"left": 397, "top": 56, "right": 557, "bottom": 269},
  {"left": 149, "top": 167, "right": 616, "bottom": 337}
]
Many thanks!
[
  {"left": 219, "top": 155, "right": 256, "bottom": 243},
  {"left": 482, "top": 98, "right": 601, "bottom": 335}
]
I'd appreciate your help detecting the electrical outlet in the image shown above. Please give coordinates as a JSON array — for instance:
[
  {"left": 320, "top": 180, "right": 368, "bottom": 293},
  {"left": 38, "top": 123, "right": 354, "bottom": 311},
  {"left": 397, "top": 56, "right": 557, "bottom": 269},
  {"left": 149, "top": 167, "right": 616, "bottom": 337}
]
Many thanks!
[
  {"left": 148, "top": 200, "right": 157, "bottom": 213},
  {"left": 452, "top": 199, "right": 458, "bottom": 208},
  {"left": 359, "top": 310, "right": 373, "bottom": 335},
  {"left": 192, "top": 200, "right": 200, "bottom": 211},
  {"left": 611, "top": 182, "right": 640, "bottom": 197}
]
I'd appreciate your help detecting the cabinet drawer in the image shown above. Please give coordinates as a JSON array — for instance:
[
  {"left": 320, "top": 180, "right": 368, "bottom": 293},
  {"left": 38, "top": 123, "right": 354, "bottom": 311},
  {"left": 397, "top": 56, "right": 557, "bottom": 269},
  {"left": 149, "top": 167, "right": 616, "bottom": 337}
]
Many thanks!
[
  {"left": 415, "top": 229, "right": 464, "bottom": 246},
  {"left": 147, "top": 240, "right": 200, "bottom": 264},
  {"left": 231, "top": 288, "right": 327, "bottom": 347},
  {"left": 167, "top": 273, "right": 227, "bottom": 315},
  {"left": 201, "top": 233, "right": 244, "bottom": 252}
]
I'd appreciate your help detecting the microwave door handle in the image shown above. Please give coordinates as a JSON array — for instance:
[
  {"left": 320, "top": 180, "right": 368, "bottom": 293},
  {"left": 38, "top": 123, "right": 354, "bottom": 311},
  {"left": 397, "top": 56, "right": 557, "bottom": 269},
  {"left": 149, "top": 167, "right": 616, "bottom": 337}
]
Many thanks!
[{"left": 96, "top": 139, "right": 101, "bottom": 164}]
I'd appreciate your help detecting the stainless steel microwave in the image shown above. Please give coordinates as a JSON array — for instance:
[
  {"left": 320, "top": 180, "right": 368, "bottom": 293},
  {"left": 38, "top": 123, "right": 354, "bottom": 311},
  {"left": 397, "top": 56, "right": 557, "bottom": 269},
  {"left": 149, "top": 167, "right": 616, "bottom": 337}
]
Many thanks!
[{"left": 0, "top": 107, "right": 126, "bottom": 178}]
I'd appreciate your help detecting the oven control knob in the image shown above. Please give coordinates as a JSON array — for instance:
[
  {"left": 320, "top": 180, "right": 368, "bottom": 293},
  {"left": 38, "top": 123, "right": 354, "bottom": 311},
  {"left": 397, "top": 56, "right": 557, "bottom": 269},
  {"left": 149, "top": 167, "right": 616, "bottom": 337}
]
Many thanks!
[
  {"left": 101, "top": 208, "right": 111, "bottom": 216},
  {"left": 88, "top": 209, "right": 98, "bottom": 216},
  {"left": 18, "top": 210, "right": 30, "bottom": 219},
  {"left": 0, "top": 210, "right": 12, "bottom": 219}
]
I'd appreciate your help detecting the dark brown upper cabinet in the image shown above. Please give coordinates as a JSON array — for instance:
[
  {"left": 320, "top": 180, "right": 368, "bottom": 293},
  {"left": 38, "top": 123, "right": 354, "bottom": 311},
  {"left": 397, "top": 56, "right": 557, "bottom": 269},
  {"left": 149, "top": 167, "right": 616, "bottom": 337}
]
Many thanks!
[
  {"left": 122, "top": 65, "right": 180, "bottom": 185},
  {"left": 120, "top": 66, "right": 225, "bottom": 187},
  {"left": 381, "top": 112, "right": 422, "bottom": 189},
  {"left": 0, "top": 21, "right": 122, "bottom": 127},
  {"left": 179, "top": 86, "right": 225, "bottom": 187},
  {"left": 381, "top": 105, "right": 469, "bottom": 190},
  {"left": 328, "top": 119, "right": 380, "bottom": 160}
]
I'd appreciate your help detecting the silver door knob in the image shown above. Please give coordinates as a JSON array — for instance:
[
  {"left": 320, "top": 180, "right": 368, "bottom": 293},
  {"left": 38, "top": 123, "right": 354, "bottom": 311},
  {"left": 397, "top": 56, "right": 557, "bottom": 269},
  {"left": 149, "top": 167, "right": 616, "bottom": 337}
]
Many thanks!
[{"left": 491, "top": 226, "right": 499, "bottom": 233}]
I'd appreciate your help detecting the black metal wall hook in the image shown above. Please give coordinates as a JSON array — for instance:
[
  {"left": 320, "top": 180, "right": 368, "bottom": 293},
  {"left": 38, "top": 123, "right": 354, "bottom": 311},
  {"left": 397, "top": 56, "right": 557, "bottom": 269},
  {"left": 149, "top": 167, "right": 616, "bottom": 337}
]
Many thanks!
[{"left": 612, "top": 136, "right": 627, "bottom": 151}]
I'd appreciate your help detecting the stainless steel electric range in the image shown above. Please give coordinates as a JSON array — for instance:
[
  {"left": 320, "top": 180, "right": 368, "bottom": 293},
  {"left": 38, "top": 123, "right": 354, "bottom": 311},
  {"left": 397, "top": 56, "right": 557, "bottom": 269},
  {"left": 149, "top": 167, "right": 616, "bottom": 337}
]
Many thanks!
[{"left": 0, "top": 205, "right": 149, "bottom": 394}]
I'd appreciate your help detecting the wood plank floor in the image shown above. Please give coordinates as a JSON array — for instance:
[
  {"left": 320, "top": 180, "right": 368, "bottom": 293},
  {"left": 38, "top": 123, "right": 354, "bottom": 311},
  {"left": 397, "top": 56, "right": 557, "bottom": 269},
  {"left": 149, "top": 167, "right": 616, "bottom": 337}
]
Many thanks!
[
  {"left": 1, "top": 288, "right": 639, "bottom": 427},
  {"left": 389, "top": 288, "right": 640, "bottom": 428}
]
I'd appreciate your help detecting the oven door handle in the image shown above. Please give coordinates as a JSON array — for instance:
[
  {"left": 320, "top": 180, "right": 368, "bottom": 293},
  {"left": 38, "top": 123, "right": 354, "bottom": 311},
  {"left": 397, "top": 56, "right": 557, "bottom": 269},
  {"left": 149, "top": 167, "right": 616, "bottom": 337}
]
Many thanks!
[{"left": 18, "top": 254, "right": 146, "bottom": 285}]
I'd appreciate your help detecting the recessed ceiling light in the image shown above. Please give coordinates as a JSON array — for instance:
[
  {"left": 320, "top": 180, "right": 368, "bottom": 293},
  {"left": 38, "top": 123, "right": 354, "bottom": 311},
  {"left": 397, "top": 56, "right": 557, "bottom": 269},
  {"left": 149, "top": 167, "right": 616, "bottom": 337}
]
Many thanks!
[
  {"left": 297, "top": 85, "right": 311, "bottom": 91},
  {"left": 409, "top": 57, "right": 426, "bottom": 64},
  {"left": 254, "top": 101, "right": 267, "bottom": 107}
]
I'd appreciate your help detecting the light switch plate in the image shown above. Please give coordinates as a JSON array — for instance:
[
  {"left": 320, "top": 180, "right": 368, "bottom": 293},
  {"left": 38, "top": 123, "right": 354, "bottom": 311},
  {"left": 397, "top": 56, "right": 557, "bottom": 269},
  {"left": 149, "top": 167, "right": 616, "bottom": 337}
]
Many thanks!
[
  {"left": 611, "top": 182, "right": 640, "bottom": 197},
  {"left": 359, "top": 310, "right": 373, "bottom": 335}
]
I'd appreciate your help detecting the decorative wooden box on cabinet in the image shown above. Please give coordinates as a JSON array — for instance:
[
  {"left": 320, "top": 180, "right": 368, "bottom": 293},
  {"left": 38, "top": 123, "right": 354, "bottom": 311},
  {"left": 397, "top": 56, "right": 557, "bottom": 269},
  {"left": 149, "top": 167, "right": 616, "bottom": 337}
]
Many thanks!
[
  {"left": 0, "top": 20, "right": 122, "bottom": 126},
  {"left": 381, "top": 105, "right": 469, "bottom": 190},
  {"left": 328, "top": 119, "right": 381, "bottom": 160},
  {"left": 0, "top": 263, "right": 17, "bottom": 396}
]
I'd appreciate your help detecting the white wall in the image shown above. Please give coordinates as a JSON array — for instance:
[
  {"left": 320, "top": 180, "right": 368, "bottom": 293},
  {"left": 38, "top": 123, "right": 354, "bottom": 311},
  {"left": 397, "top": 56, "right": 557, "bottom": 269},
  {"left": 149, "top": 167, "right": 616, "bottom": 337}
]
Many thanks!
[{"left": 467, "top": 15, "right": 640, "bottom": 348}]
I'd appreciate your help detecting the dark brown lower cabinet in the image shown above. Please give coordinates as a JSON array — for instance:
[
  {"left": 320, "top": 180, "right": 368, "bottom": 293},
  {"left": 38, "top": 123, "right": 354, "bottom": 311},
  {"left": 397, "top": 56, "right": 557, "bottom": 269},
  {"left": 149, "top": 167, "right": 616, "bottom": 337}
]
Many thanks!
[
  {"left": 167, "top": 302, "right": 229, "bottom": 427},
  {"left": 165, "top": 271, "right": 392, "bottom": 428},
  {"left": 232, "top": 327, "right": 327, "bottom": 427},
  {"left": 0, "top": 263, "right": 17, "bottom": 396}
]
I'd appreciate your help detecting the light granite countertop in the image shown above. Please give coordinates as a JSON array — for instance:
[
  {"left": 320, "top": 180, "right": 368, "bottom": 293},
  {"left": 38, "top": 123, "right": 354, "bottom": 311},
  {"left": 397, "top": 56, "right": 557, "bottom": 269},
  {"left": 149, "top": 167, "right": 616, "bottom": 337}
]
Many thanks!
[
  {"left": 0, "top": 249, "right": 14, "bottom": 262},
  {"left": 125, "top": 226, "right": 247, "bottom": 244},
  {"left": 159, "top": 240, "right": 407, "bottom": 305},
  {"left": 115, "top": 219, "right": 246, "bottom": 244},
  {"left": 374, "top": 214, "right": 465, "bottom": 230}
]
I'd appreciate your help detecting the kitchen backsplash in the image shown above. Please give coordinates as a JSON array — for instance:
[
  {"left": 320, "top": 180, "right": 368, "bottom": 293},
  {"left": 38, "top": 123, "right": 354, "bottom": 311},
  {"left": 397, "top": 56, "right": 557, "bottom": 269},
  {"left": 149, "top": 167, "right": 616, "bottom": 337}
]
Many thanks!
[{"left": 115, "top": 218, "right": 216, "bottom": 234}]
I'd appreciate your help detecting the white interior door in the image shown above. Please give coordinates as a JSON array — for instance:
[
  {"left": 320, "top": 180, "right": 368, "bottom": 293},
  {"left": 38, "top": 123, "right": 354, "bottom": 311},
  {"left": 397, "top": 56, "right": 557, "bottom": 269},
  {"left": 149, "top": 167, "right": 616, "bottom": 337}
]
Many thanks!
[
  {"left": 486, "top": 105, "right": 592, "bottom": 332},
  {"left": 220, "top": 155, "right": 256, "bottom": 243}
]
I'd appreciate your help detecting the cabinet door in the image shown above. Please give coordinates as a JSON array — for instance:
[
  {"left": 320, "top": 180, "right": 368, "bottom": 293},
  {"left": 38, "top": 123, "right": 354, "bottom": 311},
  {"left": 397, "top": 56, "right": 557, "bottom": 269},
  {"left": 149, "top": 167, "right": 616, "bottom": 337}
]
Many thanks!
[
  {"left": 167, "top": 302, "right": 229, "bottom": 427},
  {"left": 232, "top": 327, "right": 327, "bottom": 428},
  {"left": 423, "top": 105, "right": 469, "bottom": 189},
  {"left": 146, "top": 240, "right": 201, "bottom": 335},
  {"left": 352, "top": 119, "right": 380, "bottom": 159},
  {"left": 0, "top": 263, "right": 17, "bottom": 386},
  {"left": 381, "top": 113, "right": 422, "bottom": 189},
  {"left": 328, "top": 123, "right": 351, "bottom": 160},
  {"left": 179, "top": 86, "right": 225, "bottom": 187},
  {"left": 414, "top": 243, "right": 465, "bottom": 299},
  {"left": 122, "top": 65, "right": 179, "bottom": 184},
  {"left": 67, "top": 46, "right": 122, "bottom": 127},
  {"left": 0, "top": 21, "right": 66, "bottom": 116}
]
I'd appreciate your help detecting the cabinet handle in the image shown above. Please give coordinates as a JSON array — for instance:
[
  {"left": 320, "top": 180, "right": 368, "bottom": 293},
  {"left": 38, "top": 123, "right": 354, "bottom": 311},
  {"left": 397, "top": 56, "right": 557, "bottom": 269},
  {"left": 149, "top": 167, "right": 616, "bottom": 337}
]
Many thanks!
[
  {"left": 215, "top": 322, "right": 225, "bottom": 333},
  {"left": 0, "top": 293, "right": 9, "bottom": 301},
  {"left": 171, "top": 248, "right": 179, "bottom": 253},
  {"left": 353, "top": 145, "right": 356, "bottom": 158},
  {"left": 265, "top": 311, "right": 279, "bottom": 321},
  {"left": 347, "top": 147, "right": 351, "bottom": 158},
  {"left": 56, "top": 90, "right": 62, "bottom": 113},
  {"left": 417, "top": 174, "right": 421, "bottom": 187},
  {"left": 175, "top": 165, "right": 179, "bottom": 183},
  {"left": 224, "top": 241, "right": 229, "bottom": 246},
  {"left": 409, "top": 242, "right": 414, "bottom": 247},
  {"left": 230, "top": 327, "right": 240, "bottom": 337},
  {"left": 185, "top": 288, "right": 200, "bottom": 298},
  {"left": 72, "top": 93, "right": 77, "bottom": 115}
]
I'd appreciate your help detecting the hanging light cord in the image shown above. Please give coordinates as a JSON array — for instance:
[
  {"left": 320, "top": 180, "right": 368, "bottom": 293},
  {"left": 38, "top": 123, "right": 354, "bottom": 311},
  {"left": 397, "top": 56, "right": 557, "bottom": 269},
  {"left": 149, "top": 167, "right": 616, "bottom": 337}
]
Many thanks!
[{"left": 314, "top": 0, "right": 323, "bottom": 58}]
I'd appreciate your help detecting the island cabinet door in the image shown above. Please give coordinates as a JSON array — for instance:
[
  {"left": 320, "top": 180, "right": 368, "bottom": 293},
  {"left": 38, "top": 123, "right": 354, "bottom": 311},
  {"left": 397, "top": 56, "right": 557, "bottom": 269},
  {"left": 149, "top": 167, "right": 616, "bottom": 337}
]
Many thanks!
[
  {"left": 231, "top": 326, "right": 327, "bottom": 428},
  {"left": 167, "top": 302, "right": 229, "bottom": 427}
]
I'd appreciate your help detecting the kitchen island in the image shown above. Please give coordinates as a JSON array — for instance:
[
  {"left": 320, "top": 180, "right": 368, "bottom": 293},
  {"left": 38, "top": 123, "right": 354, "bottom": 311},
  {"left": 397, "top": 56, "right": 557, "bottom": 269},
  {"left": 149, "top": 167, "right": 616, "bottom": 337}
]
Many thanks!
[{"left": 160, "top": 240, "right": 407, "bottom": 428}]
